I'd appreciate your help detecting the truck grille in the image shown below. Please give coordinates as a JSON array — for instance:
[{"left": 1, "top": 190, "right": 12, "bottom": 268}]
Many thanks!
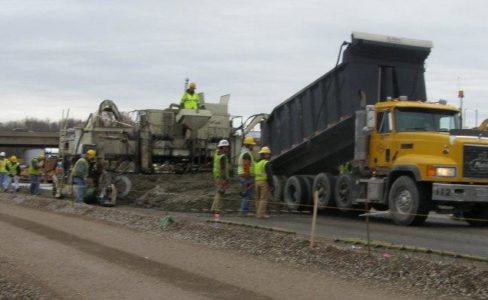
[{"left": 463, "top": 144, "right": 488, "bottom": 179}]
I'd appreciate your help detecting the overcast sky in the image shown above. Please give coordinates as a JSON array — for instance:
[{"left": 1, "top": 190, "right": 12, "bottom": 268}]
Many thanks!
[{"left": 1, "top": 0, "right": 487, "bottom": 127}]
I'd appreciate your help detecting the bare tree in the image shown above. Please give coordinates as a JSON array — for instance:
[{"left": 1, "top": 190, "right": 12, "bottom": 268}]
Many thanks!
[{"left": 1, "top": 118, "right": 84, "bottom": 132}]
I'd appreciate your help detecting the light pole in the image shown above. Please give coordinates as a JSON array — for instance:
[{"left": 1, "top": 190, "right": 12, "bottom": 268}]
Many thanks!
[{"left": 458, "top": 89, "right": 464, "bottom": 128}]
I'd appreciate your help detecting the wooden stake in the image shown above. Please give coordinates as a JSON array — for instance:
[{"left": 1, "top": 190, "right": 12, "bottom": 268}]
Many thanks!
[{"left": 310, "top": 190, "right": 319, "bottom": 248}]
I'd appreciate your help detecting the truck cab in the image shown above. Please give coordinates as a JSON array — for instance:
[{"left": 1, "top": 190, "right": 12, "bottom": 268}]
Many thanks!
[{"left": 362, "top": 99, "right": 488, "bottom": 225}]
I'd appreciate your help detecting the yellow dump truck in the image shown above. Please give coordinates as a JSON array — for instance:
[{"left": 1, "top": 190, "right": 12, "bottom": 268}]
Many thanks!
[{"left": 262, "top": 32, "right": 488, "bottom": 225}]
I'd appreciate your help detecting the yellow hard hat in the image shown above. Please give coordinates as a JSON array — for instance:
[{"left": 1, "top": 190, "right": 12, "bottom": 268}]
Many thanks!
[
  {"left": 189, "top": 82, "right": 197, "bottom": 89},
  {"left": 10, "top": 156, "right": 17, "bottom": 162},
  {"left": 86, "top": 149, "right": 96, "bottom": 158},
  {"left": 243, "top": 136, "right": 256, "bottom": 145},
  {"left": 259, "top": 146, "right": 271, "bottom": 154},
  {"left": 38, "top": 154, "right": 45, "bottom": 160}
]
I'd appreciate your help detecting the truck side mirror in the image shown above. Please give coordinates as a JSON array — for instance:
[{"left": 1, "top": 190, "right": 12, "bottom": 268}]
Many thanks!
[{"left": 366, "top": 105, "right": 375, "bottom": 129}]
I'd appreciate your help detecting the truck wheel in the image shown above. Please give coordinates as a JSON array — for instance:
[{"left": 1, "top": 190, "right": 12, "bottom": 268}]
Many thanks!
[
  {"left": 272, "top": 175, "right": 286, "bottom": 203},
  {"left": 463, "top": 207, "right": 488, "bottom": 226},
  {"left": 334, "top": 174, "right": 355, "bottom": 213},
  {"left": 284, "top": 176, "right": 308, "bottom": 211},
  {"left": 298, "top": 175, "right": 313, "bottom": 207},
  {"left": 388, "top": 176, "right": 429, "bottom": 226},
  {"left": 312, "top": 173, "right": 336, "bottom": 209}
]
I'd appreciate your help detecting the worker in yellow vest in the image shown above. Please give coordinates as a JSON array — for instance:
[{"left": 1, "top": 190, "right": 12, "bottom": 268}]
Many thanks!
[
  {"left": 0, "top": 152, "right": 8, "bottom": 192},
  {"left": 254, "top": 146, "right": 274, "bottom": 218},
  {"left": 238, "top": 136, "right": 256, "bottom": 216},
  {"left": 29, "top": 154, "right": 45, "bottom": 195},
  {"left": 71, "top": 149, "right": 97, "bottom": 203},
  {"left": 180, "top": 82, "right": 200, "bottom": 109},
  {"left": 6, "top": 156, "right": 20, "bottom": 193},
  {"left": 211, "top": 139, "right": 230, "bottom": 214}
]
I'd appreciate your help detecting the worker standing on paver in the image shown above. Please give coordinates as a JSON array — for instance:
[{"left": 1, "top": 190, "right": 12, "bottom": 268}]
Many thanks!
[
  {"left": 238, "top": 136, "right": 256, "bottom": 216},
  {"left": 71, "top": 149, "right": 96, "bottom": 203},
  {"left": 28, "top": 154, "right": 45, "bottom": 195},
  {"left": 5, "top": 156, "right": 20, "bottom": 193},
  {"left": 180, "top": 82, "right": 200, "bottom": 109},
  {"left": 211, "top": 140, "right": 230, "bottom": 215},
  {"left": 0, "top": 152, "right": 8, "bottom": 192},
  {"left": 254, "top": 146, "right": 274, "bottom": 218}
]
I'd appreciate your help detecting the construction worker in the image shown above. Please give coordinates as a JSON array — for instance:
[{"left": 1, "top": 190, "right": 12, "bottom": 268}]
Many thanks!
[
  {"left": 29, "top": 154, "right": 45, "bottom": 195},
  {"left": 71, "top": 149, "right": 96, "bottom": 203},
  {"left": 5, "top": 156, "right": 20, "bottom": 193},
  {"left": 238, "top": 136, "right": 256, "bottom": 216},
  {"left": 53, "top": 159, "right": 65, "bottom": 198},
  {"left": 0, "top": 152, "right": 7, "bottom": 192},
  {"left": 211, "top": 139, "right": 230, "bottom": 214},
  {"left": 254, "top": 146, "right": 274, "bottom": 218},
  {"left": 180, "top": 82, "right": 200, "bottom": 109},
  {"left": 97, "top": 159, "right": 117, "bottom": 206}
]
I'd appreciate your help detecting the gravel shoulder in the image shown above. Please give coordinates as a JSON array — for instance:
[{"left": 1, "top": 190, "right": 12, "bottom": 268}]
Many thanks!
[{"left": 0, "top": 190, "right": 487, "bottom": 299}]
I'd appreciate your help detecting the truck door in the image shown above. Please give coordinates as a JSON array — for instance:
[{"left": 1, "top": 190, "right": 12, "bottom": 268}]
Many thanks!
[{"left": 369, "top": 109, "right": 396, "bottom": 169}]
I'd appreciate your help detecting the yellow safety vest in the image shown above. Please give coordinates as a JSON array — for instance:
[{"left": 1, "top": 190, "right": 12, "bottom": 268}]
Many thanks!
[
  {"left": 6, "top": 161, "right": 19, "bottom": 176},
  {"left": 255, "top": 160, "right": 269, "bottom": 182},
  {"left": 28, "top": 158, "right": 41, "bottom": 175},
  {"left": 213, "top": 153, "right": 229, "bottom": 179},
  {"left": 237, "top": 150, "right": 255, "bottom": 176},
  {"left": 0, "top": 159, "right": 7, "bottom": 173},
  {"left": 181, "top": 92, "right": 199, "bottom": 109}
]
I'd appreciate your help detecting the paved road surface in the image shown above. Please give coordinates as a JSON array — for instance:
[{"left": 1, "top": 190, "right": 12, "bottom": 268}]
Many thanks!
[
  {"left": 0, "top": 202, "right": 417, "bottom": 300},
  {"left": 221, "top": 211, "right": 488, "bottom": 257}
]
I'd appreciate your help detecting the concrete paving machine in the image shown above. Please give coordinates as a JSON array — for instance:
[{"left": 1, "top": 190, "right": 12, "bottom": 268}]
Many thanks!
[{"left": 56, "top": 91, "right": 232, "bottom": 204}]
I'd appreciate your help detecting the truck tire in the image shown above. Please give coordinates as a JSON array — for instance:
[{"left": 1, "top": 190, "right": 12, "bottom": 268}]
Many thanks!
[
  {"left": 284, "top": 176, "right": 308, "bottom": 211},
  {"left": 299, "top": 175, "right": 313, "bottom": 207},
  {"left": 334, "top": 174, "right": 355, "bottom": 213},
  {"left": 272, "top": 175, "right": 286, "bottom": 203},
  {"left": 312, "top": 173, "right": 336, "bottom": 209},
  {"left": 463, "top": 207, "right": 488, "bottom": 226},
  {"left": 388, "top": 176, "right": 430, "bottom": 226}
]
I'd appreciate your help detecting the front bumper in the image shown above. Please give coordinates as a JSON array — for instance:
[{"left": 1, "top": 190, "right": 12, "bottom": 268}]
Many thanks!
[{"left": 432, "top": 183, "right": 488, "bottom": 202}]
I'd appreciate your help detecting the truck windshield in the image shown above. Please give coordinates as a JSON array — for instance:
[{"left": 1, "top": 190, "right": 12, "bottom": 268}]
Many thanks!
[{"left": 395, "top": 108, "right": 460, "bottom": 132}]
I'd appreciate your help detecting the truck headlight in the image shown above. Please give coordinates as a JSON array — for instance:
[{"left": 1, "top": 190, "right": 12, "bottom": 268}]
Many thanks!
[
  {"left": 427, "top": 166, "right": 456, "bottom": 177},
  {"left": 434, "top": 167, "right": 456, "bottom": 177}
]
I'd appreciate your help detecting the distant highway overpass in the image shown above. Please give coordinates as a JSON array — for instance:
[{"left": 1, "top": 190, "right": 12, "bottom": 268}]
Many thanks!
[{"left": 0, "top": 131, "right": 59, "bottom": 162}]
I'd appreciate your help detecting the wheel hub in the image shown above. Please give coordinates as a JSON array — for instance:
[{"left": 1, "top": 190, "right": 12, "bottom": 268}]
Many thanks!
[{"left": 396, "top": 190, "right": 412, "bottom": 213}]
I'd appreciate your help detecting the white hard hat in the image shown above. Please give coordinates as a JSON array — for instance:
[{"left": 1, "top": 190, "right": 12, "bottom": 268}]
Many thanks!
[
  {"left": 0, "top": 152, "right": 5, "bottom": 157},
  {"left": 218, "top": 139, "right": 230, "bottom": 147}
]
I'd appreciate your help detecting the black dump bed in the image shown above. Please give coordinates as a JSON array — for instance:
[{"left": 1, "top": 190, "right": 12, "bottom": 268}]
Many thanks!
[{"left": 261, "top": 32, "right": 432, "bottom": 176}]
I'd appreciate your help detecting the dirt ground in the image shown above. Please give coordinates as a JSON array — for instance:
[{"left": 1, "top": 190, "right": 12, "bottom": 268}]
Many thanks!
[
  {"left": 0, "top": 199, "right": 416, "bottom": 300},
  {"left": 124, "top": 173, "right": 282, "bottom": 212}
]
